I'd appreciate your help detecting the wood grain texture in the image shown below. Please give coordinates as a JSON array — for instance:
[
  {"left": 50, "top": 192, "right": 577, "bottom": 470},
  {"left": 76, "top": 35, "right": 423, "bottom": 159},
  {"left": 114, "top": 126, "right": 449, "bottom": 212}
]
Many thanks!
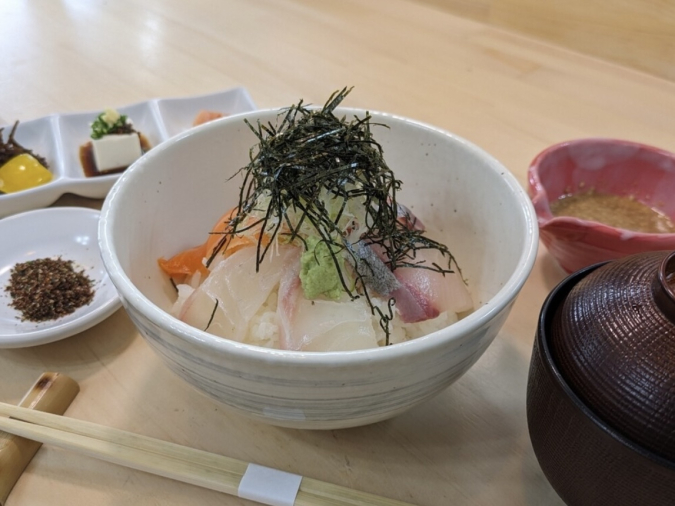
[
  {"left": 414, "top": 0, "right": 675, "bottom": 81},
  {"left": 0, "top": 0, "right": 674, "bottom": 504},
  {"left": 0, "top": 404, "right": 416, "bottom": 506},
  {"left": 0, "top": 373, "right": 79, "bottom": 506}
]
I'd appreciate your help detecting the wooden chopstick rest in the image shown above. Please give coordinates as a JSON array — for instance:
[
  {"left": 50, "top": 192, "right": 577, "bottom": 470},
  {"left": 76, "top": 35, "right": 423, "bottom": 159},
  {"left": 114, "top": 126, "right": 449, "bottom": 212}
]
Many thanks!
[{"left": 0, "top": 372, "right": 79, "bottom": 506}]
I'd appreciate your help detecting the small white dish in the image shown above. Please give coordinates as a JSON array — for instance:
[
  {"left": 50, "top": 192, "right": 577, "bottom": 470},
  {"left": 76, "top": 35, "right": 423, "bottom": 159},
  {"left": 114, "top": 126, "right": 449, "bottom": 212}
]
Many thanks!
[
  {"left": 156, "top": 87, "right": 259, "bottom": 138},
  {"left": 0, "top": 207, "right": 121, "bottom": 348},
  {"left": 0, "top": 87, "right": 256, "bottom": 219}
]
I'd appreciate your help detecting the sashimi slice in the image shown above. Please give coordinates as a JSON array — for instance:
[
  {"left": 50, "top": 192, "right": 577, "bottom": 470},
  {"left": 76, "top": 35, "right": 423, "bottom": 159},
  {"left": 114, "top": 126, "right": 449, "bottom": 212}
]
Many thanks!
[
  {"left": 158, "top": 243, "right": 209, "bottom": 278},
  {"left": 349, "top": 240, "right": 401, "bottom": 296},
  {"left": 158, "top": 207, "right": 271, "bottom": 279},
  {"left": 389, "top": 283, "right": 431, "bottom": 323},
  {"left": 277, "top": 260, "right": 379, "bottom": 351},
  {"left": 396, "top": 202, "right": 425, "bottom": 231},
  {"left": 365, "top": 243, "right": 436, "bottom": 323},
  {"left": 204, "top": 208, "right": 271, "bottom": 263},
  {"left": 179, "top": 245, "right": 299, "bottom": 341},
  {"left": 393, "top": 248, "right": 473, "bottom": 322}
]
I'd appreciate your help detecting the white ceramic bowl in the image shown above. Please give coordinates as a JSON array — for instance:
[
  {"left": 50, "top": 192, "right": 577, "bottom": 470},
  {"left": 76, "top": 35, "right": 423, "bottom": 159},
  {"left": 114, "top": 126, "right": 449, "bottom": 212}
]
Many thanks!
[{"left": 99, "top": 108, "right": 538, "bottom": 429}]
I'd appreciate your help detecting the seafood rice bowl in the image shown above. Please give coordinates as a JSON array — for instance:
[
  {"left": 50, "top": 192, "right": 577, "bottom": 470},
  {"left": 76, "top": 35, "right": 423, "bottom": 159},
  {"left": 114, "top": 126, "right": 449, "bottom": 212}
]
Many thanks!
[
  {"left": 100, "top": 91, "right": 537, "bottom": 429},
  {"left": 158, "top": 90, "right": 473, "bottom": 352}
]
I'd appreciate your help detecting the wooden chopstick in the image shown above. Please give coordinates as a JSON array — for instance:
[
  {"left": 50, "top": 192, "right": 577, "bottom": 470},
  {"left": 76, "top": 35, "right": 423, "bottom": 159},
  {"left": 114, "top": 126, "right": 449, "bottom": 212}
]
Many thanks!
[{"left": 0, "top": 402, "right": 416, "bottom": 506}]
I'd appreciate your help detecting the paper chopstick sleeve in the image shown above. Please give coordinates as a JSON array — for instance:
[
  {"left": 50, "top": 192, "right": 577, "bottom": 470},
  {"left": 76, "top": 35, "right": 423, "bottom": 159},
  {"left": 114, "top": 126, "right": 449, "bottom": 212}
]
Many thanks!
[{"left": 238, "top": 463, "right": 303, "bottom": 506}]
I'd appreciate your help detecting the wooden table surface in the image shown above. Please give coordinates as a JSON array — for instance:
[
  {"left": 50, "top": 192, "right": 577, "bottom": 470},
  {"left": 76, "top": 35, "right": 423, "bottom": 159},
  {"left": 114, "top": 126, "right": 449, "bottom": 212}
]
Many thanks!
[{"left": 2, "top": 1, "right": 674, "bottom": 505}]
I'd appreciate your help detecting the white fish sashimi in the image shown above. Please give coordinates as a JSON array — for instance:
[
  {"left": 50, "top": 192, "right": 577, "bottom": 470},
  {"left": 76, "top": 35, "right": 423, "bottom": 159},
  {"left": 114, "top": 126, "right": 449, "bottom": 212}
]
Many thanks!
[
  {"left": 173, "top": 228, "right": 469, "bottom": 349},
  {"left": 179, "top": 246, "right": 299, "bottom": 341},
  {"left": 277, "top": 259, "right": 379, "bottom": 351},
  {"left": 170, "top": 283, "right": 195, "bottom": 316},
  {"left": 283, "top": 296, "right": 380, "bottom": 351}
]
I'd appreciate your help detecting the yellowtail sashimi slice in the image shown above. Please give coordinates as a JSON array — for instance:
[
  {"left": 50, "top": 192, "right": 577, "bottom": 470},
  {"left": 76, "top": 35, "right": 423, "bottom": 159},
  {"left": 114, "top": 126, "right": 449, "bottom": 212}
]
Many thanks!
[{"left": 393, "top": 248, "right": 473, "bottom": 320}]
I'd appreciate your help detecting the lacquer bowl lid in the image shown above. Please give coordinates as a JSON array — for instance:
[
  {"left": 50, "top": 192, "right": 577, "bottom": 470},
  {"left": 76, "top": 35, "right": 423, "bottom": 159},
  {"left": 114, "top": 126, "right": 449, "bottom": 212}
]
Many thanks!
[{"left": 549, "top": 250, "right": 675, "bottom": 460}]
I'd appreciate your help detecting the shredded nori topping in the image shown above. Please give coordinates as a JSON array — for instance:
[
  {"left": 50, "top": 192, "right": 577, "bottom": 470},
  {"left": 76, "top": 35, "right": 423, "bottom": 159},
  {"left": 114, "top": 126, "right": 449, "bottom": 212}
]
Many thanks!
[{"left": 208, "top": 87, "right": 460, "bottom": 342}]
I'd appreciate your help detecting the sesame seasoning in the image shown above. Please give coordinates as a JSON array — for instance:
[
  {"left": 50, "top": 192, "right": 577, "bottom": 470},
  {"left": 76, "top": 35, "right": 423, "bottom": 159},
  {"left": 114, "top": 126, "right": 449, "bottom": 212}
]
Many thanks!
[{"left": 4, "top": 257, "right": 95, "bottom": 322}]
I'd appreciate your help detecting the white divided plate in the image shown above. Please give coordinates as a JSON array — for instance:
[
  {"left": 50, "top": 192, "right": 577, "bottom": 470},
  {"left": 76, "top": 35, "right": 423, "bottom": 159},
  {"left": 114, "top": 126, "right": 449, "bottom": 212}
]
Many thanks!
[
  {"left": 0, "top": 87, "right": 256, "bottom": 219},
  {"left": 0, "top": 207, "right": 121, "bottom": 348}
]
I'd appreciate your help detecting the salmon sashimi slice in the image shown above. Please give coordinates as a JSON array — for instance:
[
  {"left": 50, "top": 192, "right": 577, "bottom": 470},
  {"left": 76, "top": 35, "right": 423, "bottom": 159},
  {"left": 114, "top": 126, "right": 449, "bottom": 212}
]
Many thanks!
[
  {"left": 158, "top": 207, "right": 270, "bottom": 278},
  {"left": 158, "top": 243, "right": 209, "bottom": 278}
]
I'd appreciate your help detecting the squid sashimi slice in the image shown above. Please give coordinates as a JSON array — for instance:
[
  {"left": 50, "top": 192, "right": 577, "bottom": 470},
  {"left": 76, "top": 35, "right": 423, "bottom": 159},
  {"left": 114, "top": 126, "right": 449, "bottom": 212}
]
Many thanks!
[
  {"left": 179, "top": 245, "right": 298, "bottom": 341},
  {"left": 277, "top": 261, "right": 379, "bottom": 352},
  {"left": 393, "top": 248, "right": 473, "bottom": 322}
]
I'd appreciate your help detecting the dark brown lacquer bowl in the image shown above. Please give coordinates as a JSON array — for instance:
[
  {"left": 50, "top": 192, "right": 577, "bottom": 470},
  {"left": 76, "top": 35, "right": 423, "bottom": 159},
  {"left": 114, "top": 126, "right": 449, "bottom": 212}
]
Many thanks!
[{"left": 527, "top": 250, "right": 675, "bottom": 506}]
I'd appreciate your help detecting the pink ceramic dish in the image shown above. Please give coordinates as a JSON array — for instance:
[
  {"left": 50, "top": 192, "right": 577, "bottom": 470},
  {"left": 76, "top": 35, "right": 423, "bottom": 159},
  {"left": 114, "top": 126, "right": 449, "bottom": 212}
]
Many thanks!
[{"left": 528, "top": 138, "right": 675, "bottom": 273}]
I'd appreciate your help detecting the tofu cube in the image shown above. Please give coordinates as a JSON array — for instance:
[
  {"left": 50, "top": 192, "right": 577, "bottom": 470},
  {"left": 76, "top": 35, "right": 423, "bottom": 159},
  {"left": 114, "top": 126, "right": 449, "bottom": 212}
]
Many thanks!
[{"left": 92, "top": 134, "right": 143, "bottom": 172}]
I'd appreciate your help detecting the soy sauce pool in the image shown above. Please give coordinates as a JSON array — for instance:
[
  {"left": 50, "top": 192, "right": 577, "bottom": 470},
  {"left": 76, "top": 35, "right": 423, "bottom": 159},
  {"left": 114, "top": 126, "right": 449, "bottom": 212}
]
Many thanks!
[{"left": 79, "top": 134, "right": 151, "bottom": 177}]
